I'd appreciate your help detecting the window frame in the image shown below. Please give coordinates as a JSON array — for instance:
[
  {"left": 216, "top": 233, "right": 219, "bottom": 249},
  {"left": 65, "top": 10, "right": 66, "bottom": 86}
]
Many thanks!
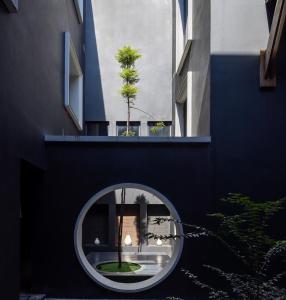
[
  {"left": 64, "top": 32, "right": 83, "bottom": 131},
  {"left": 74, "top": 183, "right": 184, "bottom": 293}
]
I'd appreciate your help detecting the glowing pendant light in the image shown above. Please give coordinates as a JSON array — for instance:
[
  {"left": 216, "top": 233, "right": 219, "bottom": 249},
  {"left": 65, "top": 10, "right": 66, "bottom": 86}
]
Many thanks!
[
  {"left": 156, "top": 238, "right": 163, "bottom": 246},
  {"left": 124, "top": 234, "right": 132, "bottom": 246},
  {"left": 94, "top": 237, "right": 100, "bottom": 245}
]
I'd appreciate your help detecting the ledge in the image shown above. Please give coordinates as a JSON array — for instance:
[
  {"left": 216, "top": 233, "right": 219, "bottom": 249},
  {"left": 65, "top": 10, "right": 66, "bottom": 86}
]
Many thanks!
[{"left": 44, "top": 135, "right": 211, "bottom": 144}]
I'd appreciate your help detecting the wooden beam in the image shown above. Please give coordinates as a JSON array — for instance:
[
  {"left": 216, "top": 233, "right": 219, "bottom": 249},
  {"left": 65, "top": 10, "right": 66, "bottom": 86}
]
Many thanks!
[
  {"left": 260, "top": 0, "right": 286, "bottom": 87},
  {"left": 260, "top": 50, "right": 276, "bottom": 87}
]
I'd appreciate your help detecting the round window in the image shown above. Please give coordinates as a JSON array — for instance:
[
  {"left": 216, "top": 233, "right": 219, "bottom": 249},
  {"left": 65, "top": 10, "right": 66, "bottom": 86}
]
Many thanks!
[{"left": 74, "top": 183, "right": 184, "bottom": 293}]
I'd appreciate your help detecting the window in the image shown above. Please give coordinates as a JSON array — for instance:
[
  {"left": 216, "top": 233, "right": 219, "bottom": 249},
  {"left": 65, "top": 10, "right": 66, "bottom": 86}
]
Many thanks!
[
  {"left": 148, "top": 122, "right": 172, "bottom": 137},
  {"left": 64, "top": 32, "right": 83, "bottom": 131},
  {"left": 86, "top": 122, "right": 109, "bottom": 136},
  {"left": 116, "top": 121, "right": 140, "bottom": 136},
  {"left": 2, "top": 0, "right": 18, "bottom": 12},
  {"left": 74, "top": 183, "right": 183, "bottom": 293},
  {"left": 73, "top": 0, "right": 83, "bottom": 23}
]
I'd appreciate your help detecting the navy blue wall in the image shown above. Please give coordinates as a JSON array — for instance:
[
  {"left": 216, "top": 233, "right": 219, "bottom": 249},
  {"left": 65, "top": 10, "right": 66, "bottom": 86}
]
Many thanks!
[
  {"left": 211, "top": 52, "right": 286, "bottom": 201},
  {"left": 210, "top": 0, "right": 286, "bottom": 203},
  {"left": 2, "top": 1, "right": 286, "bottom": 299},
  {"left": 0, "top": 1, "right": 83, "bottom": 299},
  {"left": 30, "top": 141, "right": 212, "bottom": 299}
]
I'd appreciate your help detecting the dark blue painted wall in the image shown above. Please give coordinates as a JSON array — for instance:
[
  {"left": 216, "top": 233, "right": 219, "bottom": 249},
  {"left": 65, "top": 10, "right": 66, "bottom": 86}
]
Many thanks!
[
  {"left": 211, "top": 52, "right": 286, "bottom": 201},
  {"left": 0, "top": 1, "right": 83, "bottom": 299},
  {"left": 30, "top": 141, "right": 212, "bottom": 299},
  {"left": 1, "top": 1, "right": 286, "bottom": 299},
  {"left": 210, "top": 0, "right": 286, "bottom": 203}
]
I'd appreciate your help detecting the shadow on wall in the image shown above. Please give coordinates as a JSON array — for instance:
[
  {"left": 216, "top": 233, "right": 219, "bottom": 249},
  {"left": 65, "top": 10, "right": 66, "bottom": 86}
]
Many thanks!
[
  {"left": 211, "top": 53, "right": 286, "bottom": 201},
  {"left": 84, "top": 0, "right": 105, "bottom": 121}
]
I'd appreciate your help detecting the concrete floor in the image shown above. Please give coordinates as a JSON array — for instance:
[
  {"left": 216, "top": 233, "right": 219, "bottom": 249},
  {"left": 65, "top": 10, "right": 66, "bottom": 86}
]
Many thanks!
[{"left": 86, "top": 252, "right": 170, "bottom": 276}]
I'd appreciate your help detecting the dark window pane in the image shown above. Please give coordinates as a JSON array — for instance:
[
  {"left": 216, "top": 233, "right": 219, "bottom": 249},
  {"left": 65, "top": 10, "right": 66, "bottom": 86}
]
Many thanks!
[{"left": 86, "top": 122, "right": 109, "bottom": 136}]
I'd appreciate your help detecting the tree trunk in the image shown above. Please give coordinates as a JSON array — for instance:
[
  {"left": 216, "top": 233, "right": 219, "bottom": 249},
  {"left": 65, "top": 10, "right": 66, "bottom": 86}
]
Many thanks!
[
  {"left": 127, "top": 98, "right": 130, "bottom": 135},
  {"left": 117, "top": 188, "right": 126, "bottom": 268}
]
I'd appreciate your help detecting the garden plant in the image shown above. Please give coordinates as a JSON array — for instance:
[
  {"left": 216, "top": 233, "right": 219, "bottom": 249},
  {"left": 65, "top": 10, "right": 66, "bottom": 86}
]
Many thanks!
[{"left": 147, "top": 194, "right": 286, "bottom": 299}]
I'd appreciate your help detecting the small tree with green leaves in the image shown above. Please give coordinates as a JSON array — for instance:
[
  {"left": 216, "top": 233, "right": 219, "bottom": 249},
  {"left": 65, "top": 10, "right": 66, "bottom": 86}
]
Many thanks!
[
  {"left": 116, "top": 46, "right": 166, "bottom": 136},
  {"left": 116, "top": 46, "right": 141, "bottom": 136}
]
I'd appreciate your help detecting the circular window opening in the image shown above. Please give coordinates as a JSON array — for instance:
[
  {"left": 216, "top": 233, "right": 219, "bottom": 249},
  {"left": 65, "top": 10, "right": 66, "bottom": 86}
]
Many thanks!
[{"left": 74, "top": 183, "right": 184, "bottom": 293}]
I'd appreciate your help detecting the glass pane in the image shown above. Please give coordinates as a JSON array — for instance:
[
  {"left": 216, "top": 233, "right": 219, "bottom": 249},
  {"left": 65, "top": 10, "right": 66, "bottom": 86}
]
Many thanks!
[
  {"left": 148, "top": 123, "right": 171, "bottom": 137},
  {"left": 117, "top": 124, "right": 140, "bottom": 136}
]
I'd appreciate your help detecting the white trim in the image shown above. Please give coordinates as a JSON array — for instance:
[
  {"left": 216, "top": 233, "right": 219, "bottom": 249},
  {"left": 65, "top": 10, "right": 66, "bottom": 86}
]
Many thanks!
[
  {"left": 44, "top": 135, "right": 211, "bottom": 143},
  {"left": 2, "top": 0, "right": 18, "bottom": 12},
  {"left": 64, "top": 32, "right": 83, "bottom": 131},
  {"left": 73, "top": 0, "right": 83, "bottom": 23},
  {"left": 74, "top": 183, "right": 184, "bottom": 293}
]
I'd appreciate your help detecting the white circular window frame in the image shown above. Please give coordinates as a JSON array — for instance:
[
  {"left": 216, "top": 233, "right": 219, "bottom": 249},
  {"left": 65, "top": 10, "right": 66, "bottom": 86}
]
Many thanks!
[{"left": 74, "top": 183, "right": 184, "bottom": 293}]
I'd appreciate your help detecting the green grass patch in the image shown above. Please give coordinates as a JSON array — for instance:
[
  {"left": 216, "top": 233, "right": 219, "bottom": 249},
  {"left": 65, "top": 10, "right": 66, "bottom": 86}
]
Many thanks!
[{"left": 96, "top": 261, "right": 141, "bottom": 273}]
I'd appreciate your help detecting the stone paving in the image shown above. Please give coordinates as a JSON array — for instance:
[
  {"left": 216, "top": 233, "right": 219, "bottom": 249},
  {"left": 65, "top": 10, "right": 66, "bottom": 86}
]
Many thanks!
[{"left": 86, "top": 252, "right": 171, "bottom": 276}]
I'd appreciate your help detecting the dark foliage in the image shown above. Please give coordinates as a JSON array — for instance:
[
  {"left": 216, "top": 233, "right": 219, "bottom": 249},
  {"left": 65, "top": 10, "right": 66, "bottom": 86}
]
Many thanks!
[{"left": 147, "top": 194, "right": 286, "bottom": 299}]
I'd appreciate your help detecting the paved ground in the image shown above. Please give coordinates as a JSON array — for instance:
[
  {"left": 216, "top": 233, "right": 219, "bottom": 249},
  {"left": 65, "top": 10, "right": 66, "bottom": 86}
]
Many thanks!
[
  {"left": 86, "top": 252, "right": 170, "bottom": 276},
  {"left": 46, "top": 298, "right": 202, "bottom": 300},
  {"left": 20, "top": 295, "right": 46, "bottom": 300}
]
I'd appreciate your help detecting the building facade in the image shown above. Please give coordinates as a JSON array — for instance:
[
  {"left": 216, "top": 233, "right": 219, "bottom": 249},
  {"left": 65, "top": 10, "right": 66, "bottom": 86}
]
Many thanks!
[
  {"left": 173, "top": 0, "right": 210, "bottom": 137},
  {"left": 1, "top": 0, "right": 286, "bottom": 299},
  {"left": 85, "top": 0, "right": 174, "bottom": 136},
  {"left": 0, "top": 0, "right": 84, "bottom": 299}
]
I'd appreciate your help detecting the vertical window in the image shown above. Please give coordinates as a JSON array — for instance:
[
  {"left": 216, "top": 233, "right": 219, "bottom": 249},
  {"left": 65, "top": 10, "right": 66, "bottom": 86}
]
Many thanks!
[
  {"left": 2, "top": 0, "right": 19, "bottom": 12},
  {"left": 116, "top": 122, "right": 140, "bottom": 137},
  {"left": 148, "top": 122, "right": 172, "bottom": 137},
  {"left": 64, "top": 32, "right": 83, "bottom": 131}
]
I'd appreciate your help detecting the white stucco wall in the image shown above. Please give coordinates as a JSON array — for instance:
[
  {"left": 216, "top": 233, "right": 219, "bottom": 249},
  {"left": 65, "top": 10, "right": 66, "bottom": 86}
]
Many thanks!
[
  {"left": 211, "top": 0, "right": 269, "bottom": 55},
  {"left": 173, "top": 0, "right": 210, "bottom": 137},
  {"left": 85, "top": 0, "right": 173, "bottom": 126}
]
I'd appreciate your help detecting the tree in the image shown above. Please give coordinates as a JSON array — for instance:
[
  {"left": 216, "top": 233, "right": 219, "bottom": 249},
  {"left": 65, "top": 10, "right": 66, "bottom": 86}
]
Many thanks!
[
  {"left": 117, "top": 188, "right": 126, "bottom": 268},
  {"left": 116, "top": 46, "right": 141, "bottom": 136},
  {"left": 147, "top": 194, "right": 286, "bottom": 299},
  {"left": 116, "top": 46, "right": 167, "bottom": 137},
  {"left": 207, "top": 193, "right": 286, "bottom": 269}
]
